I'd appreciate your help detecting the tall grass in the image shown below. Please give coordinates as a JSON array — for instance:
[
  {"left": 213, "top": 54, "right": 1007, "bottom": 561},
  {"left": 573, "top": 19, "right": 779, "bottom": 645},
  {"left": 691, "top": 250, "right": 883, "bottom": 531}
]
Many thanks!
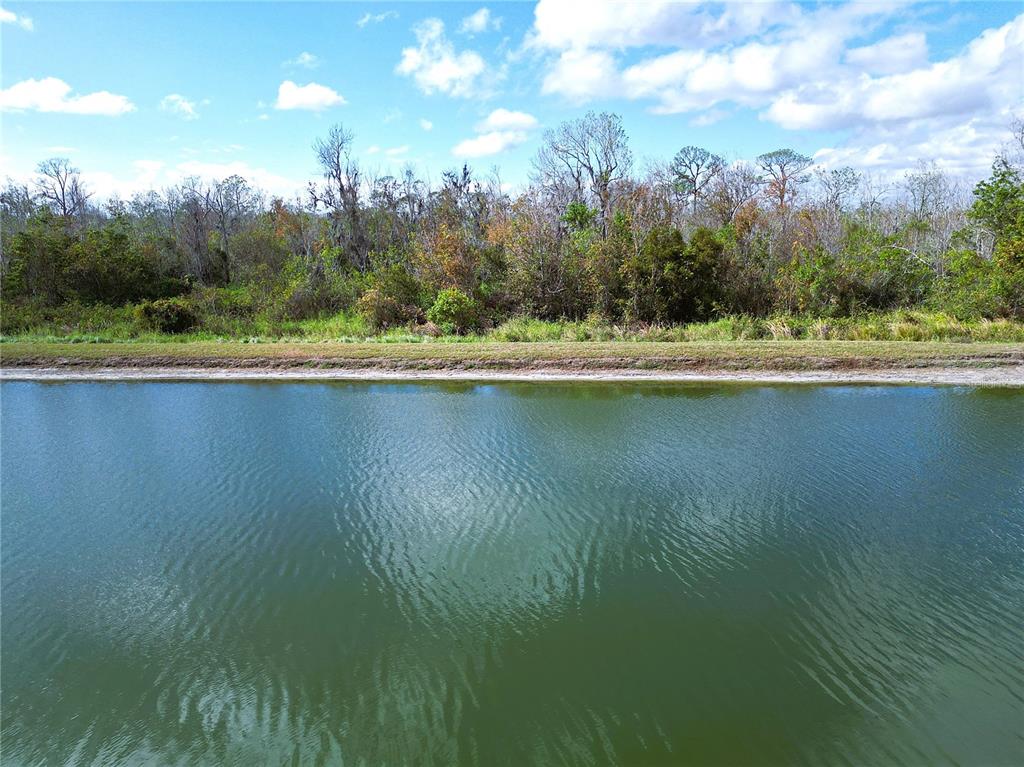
[{"left": 3, "top": 306, "right": 1023, "bottom": 344}]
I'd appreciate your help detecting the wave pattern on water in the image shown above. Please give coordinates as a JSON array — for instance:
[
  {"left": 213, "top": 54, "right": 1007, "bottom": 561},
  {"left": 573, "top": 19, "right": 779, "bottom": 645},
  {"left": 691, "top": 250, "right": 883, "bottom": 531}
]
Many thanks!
[{"left": 2, "top": 381, "right": 1023, "bottom": 766}]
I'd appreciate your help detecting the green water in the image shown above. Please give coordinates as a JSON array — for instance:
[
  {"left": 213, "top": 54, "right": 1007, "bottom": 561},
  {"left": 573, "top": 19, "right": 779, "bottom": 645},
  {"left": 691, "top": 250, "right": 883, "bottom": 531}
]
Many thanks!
[{"left": 2, "top": 381, "right": 1022, "bottom": 766}]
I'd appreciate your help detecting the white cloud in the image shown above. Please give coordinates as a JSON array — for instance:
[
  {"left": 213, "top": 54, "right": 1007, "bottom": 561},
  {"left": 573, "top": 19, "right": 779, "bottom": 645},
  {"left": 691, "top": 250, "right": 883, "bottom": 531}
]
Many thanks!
[
  {"left": 477, "top": 108, "right": 538, "bottom": 131},
  {"left": 10, "top": 157, "right": 303, "bottom": 202},
  {"left": 170, "top": 160, "right": 302, "bottom": 196},
  {"left": 366, "top": 145, "right": 381, "bottom": 155},
  {"left": 527, "top": 0, "right": 1023, "bottom": 180},
  {"left": 460, "top": 8, "right": 500, "bottom": 35},
  {"left": 160, "top": 93, "right": 199, "bottom": 120},
  {"left": 532, "top": 1, "right": 900, "bottom": 110},
  {"left": 46, "top": 145, "right": 78, "bottom": 154},
  {"left": 846, "top": 33, "right": 928, "bottom": 75},
  {"left": 357, "top": 10, "right": 398, "bottom": 28},
  {"left": 0, "top": 6, "right": 32, "bottom": 30},
  {"left": 283, "top": 51, "right": 321, "bottom": 69},
  {"left": 453, "top": 108, "right": 539, "bottom": 158},
  {"left": 528, "top": 0, "right": 793, "bottom": 52},
  {"left": 419, "top": 118, "right": 433, "bottom": 131},
  {"left": 763, "top": 15, "right": 1024, "bottom": 131},
  {"left": 689, "top": 109, "right": 728, "bottom": 128},
  {"left": 813, "top": 112, "right": 1018, "bottom": 182},
  {"left": 396, "top": 18, "right": 486, "bottom": 98},
  {"left": 453, "top": 130, "right": 529, "bottom": 158},
  {"left": 0, "top": 77, "right": 135, "bottom": 115},
  {"left": 542, "top": 48, "right": 620, "bottom": 102},
  {"left": 385, "top": 145, "right": 410, "bottom": 157},
  {"left": 274, "top": 80, "right": 346, "bottom": 111},
  {"left": 104, "top": 160, "right": 303, "bottom": 200}
]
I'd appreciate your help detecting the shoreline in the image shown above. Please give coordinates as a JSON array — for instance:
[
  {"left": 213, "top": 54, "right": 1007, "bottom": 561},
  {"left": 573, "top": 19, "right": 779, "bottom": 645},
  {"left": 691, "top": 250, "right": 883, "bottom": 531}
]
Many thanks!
[
  {"left": 4, "top": 340, "right": 1023, "bottom": 387},
  {"left": 4, "top": 365, "right": 1023, "bottom": 386}
]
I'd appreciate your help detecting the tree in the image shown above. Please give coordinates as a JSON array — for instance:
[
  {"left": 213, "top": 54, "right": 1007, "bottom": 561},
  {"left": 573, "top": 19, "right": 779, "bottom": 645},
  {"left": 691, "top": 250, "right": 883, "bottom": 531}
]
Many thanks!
[
  {"left": 209, "top": 175, "right": 258, "bottom": 284},
  {"left": 757, "top": 149, "right": 812, "bottom": 209},
  {"left": 621, "top": 226, "right": 722, "bottom": 323},
  {"left": 904, "top": 162, "right": 951, "bottom": 218},
  {"left": 2, "top": 210, "right": 75, "bottom": 303},
  {"left": 969, "top": 158, "right": 1024, "bottom": 242},
  {"left": 707, "top": 162, "right": 762, "bottom": 226},
  {"left": 174, "top": 177, "right": 214, "bottom": 281},
  {"left": 669, "top": 146, "right": 724, "bottom": 214},
  {"left": 815, "top": 166, "right": 860, "bottom": 212},
  {"left": 311, "top": 124, "right": 368, "bottom": 270},
  {"left": 534, "top": 112, "right": 632, "bottom": 236},
  {"left": 34, "top": 158, "right": 91, "bottom": 220}
]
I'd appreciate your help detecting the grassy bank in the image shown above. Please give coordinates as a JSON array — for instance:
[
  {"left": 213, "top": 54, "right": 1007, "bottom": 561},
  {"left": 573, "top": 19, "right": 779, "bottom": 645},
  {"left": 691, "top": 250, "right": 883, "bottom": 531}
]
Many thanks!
[
  {"left": 4, "top": 339, "right": 1022, "bottom": 375},
  {"left": 4, "top": 310, "right": 1024, "bottom": 345}
]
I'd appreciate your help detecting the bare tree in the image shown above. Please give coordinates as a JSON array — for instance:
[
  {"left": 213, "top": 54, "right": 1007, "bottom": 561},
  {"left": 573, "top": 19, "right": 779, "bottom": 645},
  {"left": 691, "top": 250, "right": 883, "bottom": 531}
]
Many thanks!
[
  {"left": 669, "top": 146, "right": 724, "bottom": 214},
  {"left": 175, "top": 177, "right": 214, "bottom": 280},
  {"left": 1, "top": 180, "right": 36, "bottom": 264},
  {"left": 209, "top": 175, "right": 257, "bottom": 283},
  {"left": 815, "top": 166, "right": 860, "bottom": 212},
  {"left": 533, "top": 112, "right": 632, "bottom": 236},
  {"left": 805, "top": 167, "right": 860, "bottom": 256},
  {"left": 707, "top": 162, "right": 762, "bottom": 225},
  {"left": 904, "top": 162, "right": 950, "bottom": 218},
  {"left": 310, "top": 124, "right": 368, "bottom": 271},
  {"left": 756, "top": 149, "right": 812, "bottom": 209},
  {"left": 34, "top": 158, "right": 91, "bottom": 220}
]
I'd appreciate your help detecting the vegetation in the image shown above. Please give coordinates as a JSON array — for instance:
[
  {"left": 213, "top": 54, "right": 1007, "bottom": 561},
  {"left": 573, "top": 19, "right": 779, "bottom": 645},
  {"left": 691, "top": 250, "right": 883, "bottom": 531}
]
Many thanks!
[
  {"left": 3, "top": 114, "right": 1024, "bottom": 348},
  {"left": 4, "top": 339, "right": 1020, "bottom": 375}
]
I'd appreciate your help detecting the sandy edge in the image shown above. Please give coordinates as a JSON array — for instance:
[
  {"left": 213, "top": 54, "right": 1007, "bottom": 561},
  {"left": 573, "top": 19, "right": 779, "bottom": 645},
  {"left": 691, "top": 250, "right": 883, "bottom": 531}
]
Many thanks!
[{"left": 3, "top": 365, "right": 1023, "bottom": 386}]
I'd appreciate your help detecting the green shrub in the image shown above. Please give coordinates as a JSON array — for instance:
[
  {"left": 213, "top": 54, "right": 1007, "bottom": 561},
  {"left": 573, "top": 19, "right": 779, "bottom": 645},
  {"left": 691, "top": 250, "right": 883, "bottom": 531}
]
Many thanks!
[
  {"left": 621, "top": 226, "right": 723, "bottom": 323},
  {"left": 427, "top": 288, "right": 481, "bottom": 334},
  {"left": 134, "top": 297, "right": 198, "bottom": 334},
  {"left": 356, "top": 288, "right": 421, "bottom": 331},
  {"left": 0, "top": 300, "right": 48, "bottom": 334}
]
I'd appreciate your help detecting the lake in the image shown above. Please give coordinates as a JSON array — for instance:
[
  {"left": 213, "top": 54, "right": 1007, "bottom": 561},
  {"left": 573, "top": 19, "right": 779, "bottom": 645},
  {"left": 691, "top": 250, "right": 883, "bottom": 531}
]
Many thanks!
[{"left": 2, "top": 380, "right": 1022, "bottom": 765}]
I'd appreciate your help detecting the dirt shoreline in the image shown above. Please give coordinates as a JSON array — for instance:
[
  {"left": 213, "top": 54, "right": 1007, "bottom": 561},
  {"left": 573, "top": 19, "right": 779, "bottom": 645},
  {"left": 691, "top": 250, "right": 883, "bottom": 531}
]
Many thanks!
[{"left": 4, "top": 364, "right": 1023, "bottom": 386}]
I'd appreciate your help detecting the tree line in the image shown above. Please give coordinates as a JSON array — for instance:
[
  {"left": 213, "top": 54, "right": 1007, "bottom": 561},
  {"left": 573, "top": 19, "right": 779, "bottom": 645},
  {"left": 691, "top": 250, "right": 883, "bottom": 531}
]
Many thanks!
[{"left": 2, "top": 112, "right": 1022, "bottom": 335}]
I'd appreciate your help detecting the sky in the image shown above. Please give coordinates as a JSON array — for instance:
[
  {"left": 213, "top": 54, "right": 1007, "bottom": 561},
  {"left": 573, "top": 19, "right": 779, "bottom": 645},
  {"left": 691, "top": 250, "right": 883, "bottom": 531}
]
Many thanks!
[{"left": 1, "top": 0, "right": 1022, "bottom": 200}]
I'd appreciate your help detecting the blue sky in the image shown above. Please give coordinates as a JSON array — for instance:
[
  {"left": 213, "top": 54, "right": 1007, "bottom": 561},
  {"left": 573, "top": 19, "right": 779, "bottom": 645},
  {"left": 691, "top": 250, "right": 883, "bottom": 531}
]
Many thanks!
[{"left": 1, "top": 1, "right": 1021, "bottom": 199}]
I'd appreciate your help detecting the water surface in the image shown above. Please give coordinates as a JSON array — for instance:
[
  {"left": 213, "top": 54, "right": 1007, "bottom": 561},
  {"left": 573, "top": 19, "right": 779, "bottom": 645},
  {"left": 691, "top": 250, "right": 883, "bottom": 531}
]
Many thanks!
[{"left": 2, "top": 381, "right": 1022, "bottom": 765}]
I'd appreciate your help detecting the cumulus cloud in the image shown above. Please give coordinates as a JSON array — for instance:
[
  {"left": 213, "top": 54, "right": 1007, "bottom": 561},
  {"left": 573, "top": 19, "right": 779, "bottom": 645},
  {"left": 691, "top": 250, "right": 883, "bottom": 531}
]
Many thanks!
[
  {"left": 542, "top": 48, "right": 620, "bottom": 103},
  {"left": 0, "top": 77, "right": 135, "bottom": 115},
  {"left": 477, "top": 108, "right": 538, "bottom": 131},
  {"left": 159, "top": 93, "right": 199, "bottom": 120},
  {"left": 527, "top": 0, "right": 1023, "bottom": 179},
  {"left": 357, "top": 10, "right": 398, "bottom": 28},
  {"left": 453, "top": 131, "right": 529, "bottom": 158},
  {"left": 396, "top": 18, "right": 487, "bottom": 97},
  {"left": 763, "top": 15, "right": 1024, "bottom": 131},
  {"left": 453, "top": 108, "right": 539, "bottom": 158},
  {"left": 274, "top": 80, "right": 346, "bottom": 111},
  {"left": 813, "top": 112, "right": 1018, "bottom": 181},
  {"left": 419, "top": 118, "right": 433, "bottom": 131},
  {"left": 460, "top": 8, "right": 500, "bottom": 35},
  {"left": 845, "top": 33, "right": 928, "bottom": 75},
  {"left": 528, "top": 0, "right": 793, "bottom": 52},
  {"left": 283, "top": 51, "right": 321, "bottom": 69},
  {"left": 0, "top": 6, "right": 32, "bottom": 30},
  {"left": 530, "top": 1, "right": 915, "bottom": 111}
]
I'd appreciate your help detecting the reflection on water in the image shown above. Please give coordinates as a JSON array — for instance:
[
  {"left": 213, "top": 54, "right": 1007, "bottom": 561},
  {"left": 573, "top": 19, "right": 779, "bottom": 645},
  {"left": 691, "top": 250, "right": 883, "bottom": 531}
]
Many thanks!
[{"left": 2, "top": 381, "right": 1023, "bottom": 765}]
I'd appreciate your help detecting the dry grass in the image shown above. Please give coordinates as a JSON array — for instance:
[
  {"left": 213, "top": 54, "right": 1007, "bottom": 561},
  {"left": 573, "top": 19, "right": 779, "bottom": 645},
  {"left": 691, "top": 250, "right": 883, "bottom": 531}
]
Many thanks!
[{"left": 3, "top": 339, "right": 1022, "bottom": 373}]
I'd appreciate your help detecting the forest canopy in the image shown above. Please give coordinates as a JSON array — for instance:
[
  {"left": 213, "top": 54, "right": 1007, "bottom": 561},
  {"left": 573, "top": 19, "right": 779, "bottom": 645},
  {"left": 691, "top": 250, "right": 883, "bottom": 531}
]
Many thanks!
[{"left": 2, "top": 112, "right": 1023, "bottom": 339}]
